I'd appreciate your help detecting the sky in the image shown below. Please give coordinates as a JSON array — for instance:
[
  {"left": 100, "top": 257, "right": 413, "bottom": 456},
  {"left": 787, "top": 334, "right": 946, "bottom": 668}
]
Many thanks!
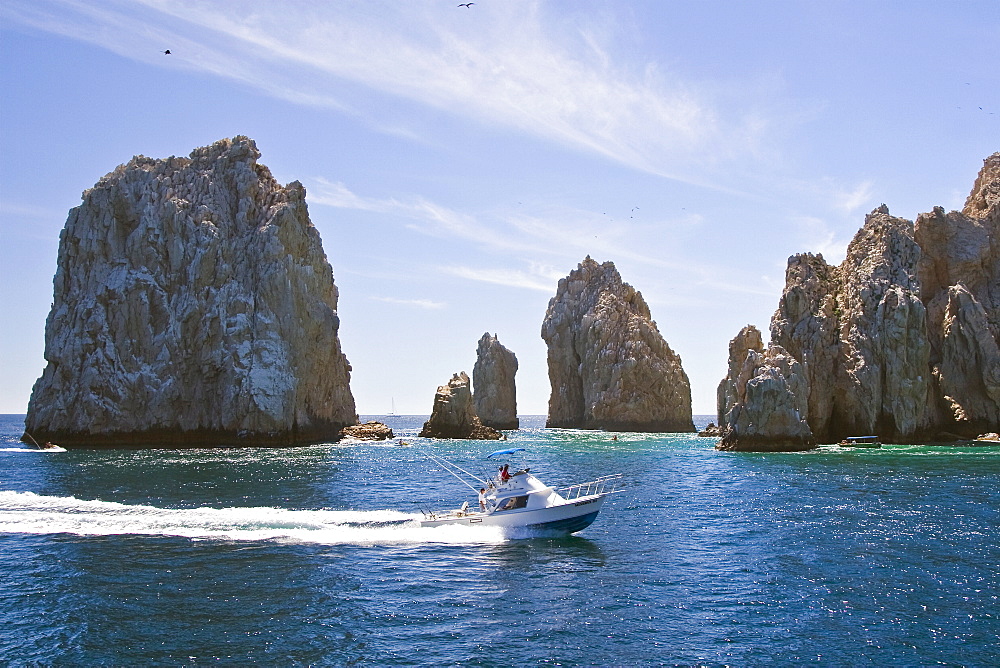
[{"left": 1, "top": 0, "right": 997, "bottom": 417}]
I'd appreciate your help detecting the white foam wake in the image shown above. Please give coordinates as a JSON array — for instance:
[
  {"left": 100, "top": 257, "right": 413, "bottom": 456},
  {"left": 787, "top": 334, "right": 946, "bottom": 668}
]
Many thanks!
[
  {"left": 0, "top": 446, "right": 66, "bottom": 452},
  {"left": 0, "top": 491, "right": 505, "bottom": 545}
]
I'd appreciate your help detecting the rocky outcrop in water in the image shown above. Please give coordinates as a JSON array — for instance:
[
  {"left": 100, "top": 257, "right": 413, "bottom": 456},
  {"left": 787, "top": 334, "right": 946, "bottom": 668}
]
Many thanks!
[
  {"left": 23, "top": 137, "right": 357, "bottom": 447},
  {"left": 717, "top": 342, "right": 815, "bottom": 451},
  {"left": 340, "top": 421, "right": 394, "bottom": 441},
  {"left": 719, "top": 153, "right": 1000, "bottom": 449},
  {"left": 473, "top": 333, "right": 519, "bottom": 430},
  {"left": 697, "top": 423, "right": 722, "bottom": 437},
  {"left": 717, "top": 324, "right": 765, "bottom": 428},
  {"left": 419, "top": 372, "right": 504, "bottom": 440},
  {"left": 541, "top": 257, "right": 694, "bottom": 432}
]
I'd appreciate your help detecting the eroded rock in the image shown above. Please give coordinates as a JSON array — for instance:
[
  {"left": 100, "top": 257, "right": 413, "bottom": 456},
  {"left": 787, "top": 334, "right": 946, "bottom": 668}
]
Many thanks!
[
  {"left": 23, "top": 137, "right": 357, "bottom": 447},
  {"left": 473, "top": 333, "right": 519, "bottom": 430},
  {"left": 697, "top": 423, "right": 722, "bottom": 437},
  {"left": 340, "top": 421, "right": 394, "bottom": 441},
  {"left": 717, "top": 345, "right": 815, "bottom": 451},
  {"left": 419, "top": 372, "right": 504, "bottom": 440},
  {"left": 541, "top": 257, "right": 694, "bottom": 432},
  {"left": 719, "top": 153, "right": 1000, "bottom": 448},
  {"left": 717, "top": 324, "right": 765, "bottom": 429}
]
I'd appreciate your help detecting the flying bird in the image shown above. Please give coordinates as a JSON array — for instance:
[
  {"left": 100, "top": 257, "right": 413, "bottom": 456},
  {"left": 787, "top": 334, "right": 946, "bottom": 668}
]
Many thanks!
[
  {"left": 163, "top": 50, "right": 171, "bottom": 55},
  {"left": 458, "top": 2, "right": 474, "bottom": 7}
]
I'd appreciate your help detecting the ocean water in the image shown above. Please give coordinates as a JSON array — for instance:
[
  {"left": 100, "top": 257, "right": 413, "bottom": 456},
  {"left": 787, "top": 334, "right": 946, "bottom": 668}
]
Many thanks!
[{"left": 1, "top": 414, "right": 998, "bottom": 666}]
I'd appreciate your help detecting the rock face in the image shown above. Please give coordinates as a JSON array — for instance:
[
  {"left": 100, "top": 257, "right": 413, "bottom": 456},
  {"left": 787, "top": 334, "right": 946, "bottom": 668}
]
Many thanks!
[
  {"left": 697, "top": 423, "right": 722, "bottom": 437},
  {"left": 915, "top": 154, "right": 1000, "bottom": 436},
  {"left": 340, "top": 421, "right": 394, "bottom": 441},
  {"left": 541, "top": 257, "right": 695, "bottom": 432},
  {"left": 717, "top": 324, "right": 765, "bottom": 428},
  {"left": 23, "top": 137, "right": 357, "bottom": 447},
  {"left": 472, "top": 333, "right": 519, "bottom": 430},
  {"left": 717, "top": 341, "right": 815, "bottom": 451},
  {"left": 419, "top": 372, "right": 504, "bottom": 440},
  {"left": 719, "top": 153, "right": 1000, "bottom": 449}
]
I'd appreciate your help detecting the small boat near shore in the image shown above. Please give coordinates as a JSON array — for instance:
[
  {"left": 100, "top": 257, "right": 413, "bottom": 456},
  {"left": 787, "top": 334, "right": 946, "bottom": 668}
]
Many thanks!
[
  {"left": 838, "top": 435, "right": 881, "bottom": 448},
  {"left": 21, "top": 432, "right": 66, "bottom": 452},
  {"left": 419, "top": 448, "right": 623, "bottom": 535}
]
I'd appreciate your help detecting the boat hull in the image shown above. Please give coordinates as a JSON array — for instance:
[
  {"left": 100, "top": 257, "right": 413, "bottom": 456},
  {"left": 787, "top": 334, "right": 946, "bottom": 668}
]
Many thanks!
[{"left": 420, "top": 494, "right": 607, "bottom": 535}]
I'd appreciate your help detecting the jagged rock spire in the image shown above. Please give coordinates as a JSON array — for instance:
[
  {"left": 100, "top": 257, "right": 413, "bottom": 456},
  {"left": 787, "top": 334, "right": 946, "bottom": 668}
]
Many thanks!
[{"left": 24, "top": 137, "right": 357, "bottom": 447}]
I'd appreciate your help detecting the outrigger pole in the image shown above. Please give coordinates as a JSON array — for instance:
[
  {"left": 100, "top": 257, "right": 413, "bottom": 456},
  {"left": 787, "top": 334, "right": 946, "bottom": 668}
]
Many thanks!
[{"left": 416, "top": 446, "right": 491, "bottom": 493}]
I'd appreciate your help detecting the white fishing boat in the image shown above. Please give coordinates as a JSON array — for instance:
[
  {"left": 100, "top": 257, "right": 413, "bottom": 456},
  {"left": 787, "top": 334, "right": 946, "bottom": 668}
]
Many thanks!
[{"left": 419, "top": 447, "right": 623, "bottom": 535}]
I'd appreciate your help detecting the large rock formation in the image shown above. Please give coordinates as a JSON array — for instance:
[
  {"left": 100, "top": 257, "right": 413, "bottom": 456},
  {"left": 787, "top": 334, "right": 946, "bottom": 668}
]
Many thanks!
[
  {"left": 473, "top": 333, "right": 519, "bottom": 430},
  {"left": 719, "top": 153, "right": 1000, "bottom": 449},
  {"left": 541, "top": 257, "right": 695, "bottom": 432},
  {"left": 23, "top": 137, "right": 357, "bottom": 447},
  {"left": 419, "top": 372, "right": 504, "bottom": 439},
  {"left": 915, "top": 155, "right": 1000, "bottom": 435},
  {"left": 717, "top": 338, "right": 815, "bottom": 451}
]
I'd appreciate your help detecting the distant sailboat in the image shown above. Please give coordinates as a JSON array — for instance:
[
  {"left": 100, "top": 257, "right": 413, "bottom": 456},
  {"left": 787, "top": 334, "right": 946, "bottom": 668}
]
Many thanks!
[{"left": 388, "top": 398, "right": 396, "bottom": 416}]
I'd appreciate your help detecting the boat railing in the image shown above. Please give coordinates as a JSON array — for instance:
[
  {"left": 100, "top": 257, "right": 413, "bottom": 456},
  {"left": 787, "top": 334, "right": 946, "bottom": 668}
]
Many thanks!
[{"left": 558, "top": 473, "right": 624, "bottom": 500}]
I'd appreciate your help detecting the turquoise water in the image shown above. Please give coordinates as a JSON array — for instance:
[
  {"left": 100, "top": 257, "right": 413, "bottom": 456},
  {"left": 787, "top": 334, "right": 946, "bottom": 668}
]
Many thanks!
[{"left": 2, "top": 414, "right": 998, "bottom": 665}]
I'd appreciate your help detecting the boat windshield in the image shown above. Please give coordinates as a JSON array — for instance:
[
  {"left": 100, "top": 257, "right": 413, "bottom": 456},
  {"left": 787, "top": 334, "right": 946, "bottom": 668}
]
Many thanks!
[{"left": 494, "top": 495, "right": 529, "bottom": 512}]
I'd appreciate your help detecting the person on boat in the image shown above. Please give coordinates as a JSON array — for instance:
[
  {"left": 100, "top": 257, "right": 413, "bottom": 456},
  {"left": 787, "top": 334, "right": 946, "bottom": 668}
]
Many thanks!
[
  {"left": 478, "top": 488, "right": 488, "bottom": 511},
  {"left": 499, "top": 464, "right": 511, "bottom": 483}
]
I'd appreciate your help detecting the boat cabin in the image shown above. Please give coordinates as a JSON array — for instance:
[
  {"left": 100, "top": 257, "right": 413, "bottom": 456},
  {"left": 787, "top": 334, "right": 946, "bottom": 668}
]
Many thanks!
[{"left": 488, "top": 470, "right": 563, "bottom": 513}]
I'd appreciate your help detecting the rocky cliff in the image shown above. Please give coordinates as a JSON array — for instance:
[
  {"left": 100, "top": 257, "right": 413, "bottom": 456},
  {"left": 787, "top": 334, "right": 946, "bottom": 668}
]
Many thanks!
[
  {"left": 915, "top": 154, "right": 1000, "bottom": 435},
  {"left": 719, "top": 153, "right": 1000, "bottom": 449},
  {"left": 717, "top": 339, "right": 815, "bottom": 452},
  {"left": 473, "top": 333, "right": 519, "bottom": 430},
  {"left": 419, "top": 372, "right": 504, "bottom": 440},
  {"left": 24, "top": 137, "right": 357, "bottom": 447},
  {"left": 541, "top": 257, "right": 694, "bottom": 432}
]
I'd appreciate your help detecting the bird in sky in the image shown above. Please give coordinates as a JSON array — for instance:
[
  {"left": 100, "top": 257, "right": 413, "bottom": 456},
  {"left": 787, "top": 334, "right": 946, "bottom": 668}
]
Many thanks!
[
  {"left": 163, "top": 49, "right": 171, "bottom": 55},
  {"left": 458, "top": 3, "right": 474, "bottom": 7}
]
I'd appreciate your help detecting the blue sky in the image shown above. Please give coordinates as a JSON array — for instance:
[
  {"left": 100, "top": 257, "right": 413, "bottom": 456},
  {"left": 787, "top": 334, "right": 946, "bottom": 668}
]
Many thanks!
[{"left": 1, "top": 0, "right": 997, "bottom": 416}]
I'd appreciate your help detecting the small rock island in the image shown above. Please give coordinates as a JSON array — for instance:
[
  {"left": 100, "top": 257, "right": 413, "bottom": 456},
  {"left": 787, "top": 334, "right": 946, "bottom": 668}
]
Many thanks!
[
  {"left": 473, "top": 332, "right": 519, "bottom": 430},
  {"left": 23, "top": 137, "right": 357, "bottom": 447},
  {"left": 719, "top": 153, "right": 1000, "bottom": 450},
  {"left": 420, "top": 372, "right": 504, "bottom": 440},
  {"left": 542, "top": 257, "right": 695, "bottom": 432}
]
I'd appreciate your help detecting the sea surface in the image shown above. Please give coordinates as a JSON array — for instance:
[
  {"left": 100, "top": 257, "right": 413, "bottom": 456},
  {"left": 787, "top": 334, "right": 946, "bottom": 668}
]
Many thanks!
[{"left": 2, "top": 414, "right": 998, "bottom": 666}]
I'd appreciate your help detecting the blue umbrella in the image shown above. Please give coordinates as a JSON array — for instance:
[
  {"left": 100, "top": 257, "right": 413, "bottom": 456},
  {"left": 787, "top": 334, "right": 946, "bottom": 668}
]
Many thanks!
[{"left": 486, "top": 447, "right": 526, "bottom": 459}]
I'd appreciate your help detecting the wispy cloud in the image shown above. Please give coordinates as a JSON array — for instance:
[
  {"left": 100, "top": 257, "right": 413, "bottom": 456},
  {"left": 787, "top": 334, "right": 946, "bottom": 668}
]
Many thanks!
[
  {"left": 0, "top": 200, "right": 65, "bottom": 220},
  {"left": 310, "top": 178, "right": 772, "bottom": 298},
  {"left": 1, "top": 0, "right": 773, "bottom": 190},
  {"left": 371, "top": 296, "right": 446, "bottom": 310},
  {"left": 308, "top": 178, "right": 522, "bottom": 252},
  {"left": 309, "top": 179, "right": 709, "bottom": 272},
  {"left": 790, "top": 215, "right": 852, "bottom": 264},
  {"left": 439, "top": 265, "right": 559, "bottom": 293},
  {"left": 833, "top": 180, "right": 875, "bottom": 215}
]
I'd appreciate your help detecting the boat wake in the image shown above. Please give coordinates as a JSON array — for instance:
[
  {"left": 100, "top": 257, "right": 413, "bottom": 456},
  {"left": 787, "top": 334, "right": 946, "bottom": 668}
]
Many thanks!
[
  {"left": 0, "top": 491, "right": 506, "bottom": 545},
  {"left": 0, "top": 445, "right": 66, "bottom": 452}
]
